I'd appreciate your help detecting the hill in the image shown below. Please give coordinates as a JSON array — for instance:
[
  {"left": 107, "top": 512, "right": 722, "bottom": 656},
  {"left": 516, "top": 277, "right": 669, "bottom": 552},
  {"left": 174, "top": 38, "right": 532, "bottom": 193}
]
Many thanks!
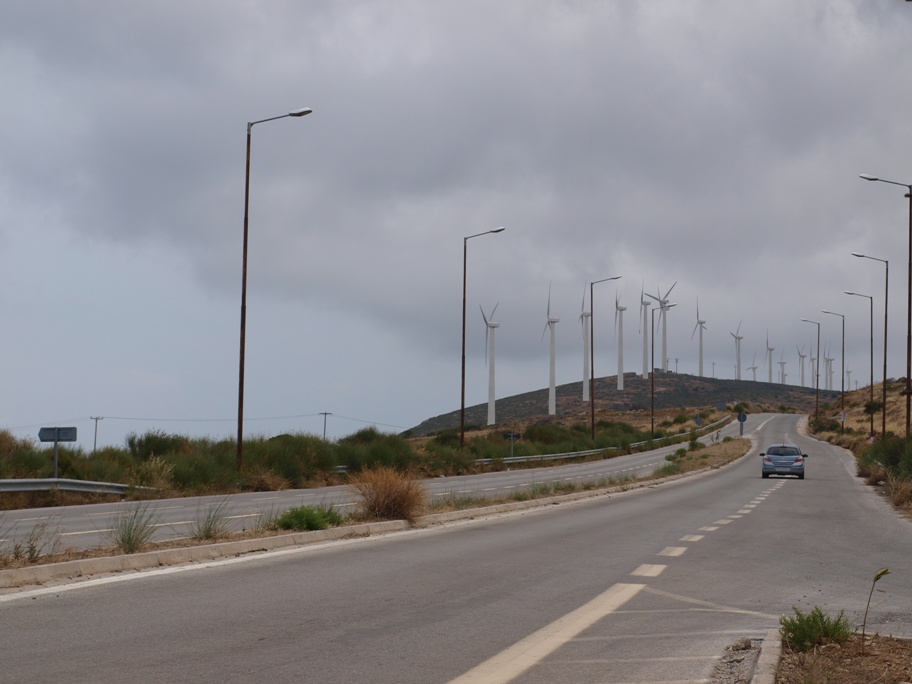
[{"left": 407, "top": 372, "right": 841, "bottom": 436}]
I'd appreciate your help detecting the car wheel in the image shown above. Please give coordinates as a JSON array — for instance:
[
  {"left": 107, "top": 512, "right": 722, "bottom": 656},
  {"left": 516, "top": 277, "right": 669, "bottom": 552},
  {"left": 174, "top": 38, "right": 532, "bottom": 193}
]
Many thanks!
[
  {"left": 798, "top": 473, "right": 804, "bottom": 480},
  {"left": 762, "top": 472, "right": 769, "bottom": 478}
]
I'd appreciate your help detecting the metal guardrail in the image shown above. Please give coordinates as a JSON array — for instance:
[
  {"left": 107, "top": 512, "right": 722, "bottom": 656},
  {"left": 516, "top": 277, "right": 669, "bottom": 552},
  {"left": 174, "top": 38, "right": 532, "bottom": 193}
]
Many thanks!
[
  {"left": 473, "top": 414, "right": 733, "bottom": 465},
  {"left": 0, "top": 478, "right": 133, "bottom": 495}
]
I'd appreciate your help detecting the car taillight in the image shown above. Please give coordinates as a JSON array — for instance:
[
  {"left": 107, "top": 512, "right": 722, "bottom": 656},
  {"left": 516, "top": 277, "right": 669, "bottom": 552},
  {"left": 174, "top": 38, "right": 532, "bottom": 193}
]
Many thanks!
[
  {"left": 762, "top": 455, "right": 772, "bottom": 463},
  {"left": 794, "top": 456, "right": 803, "bottom": 464}
]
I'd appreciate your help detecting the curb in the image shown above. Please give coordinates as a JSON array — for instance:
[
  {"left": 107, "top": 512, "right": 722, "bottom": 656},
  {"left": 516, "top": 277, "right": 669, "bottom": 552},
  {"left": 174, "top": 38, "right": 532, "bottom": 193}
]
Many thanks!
[{"left": 751, "top": 628, "right": 782, "bottom": 684}]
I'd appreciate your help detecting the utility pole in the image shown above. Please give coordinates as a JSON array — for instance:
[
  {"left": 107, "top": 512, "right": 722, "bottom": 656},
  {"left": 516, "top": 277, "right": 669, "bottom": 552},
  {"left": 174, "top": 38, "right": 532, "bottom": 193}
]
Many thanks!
[
  {"left": 319, "top": 412, "right": 332, "bottom": 441},
  {"left": 90, "top": 416, "right": 103, "bottom": 453}
]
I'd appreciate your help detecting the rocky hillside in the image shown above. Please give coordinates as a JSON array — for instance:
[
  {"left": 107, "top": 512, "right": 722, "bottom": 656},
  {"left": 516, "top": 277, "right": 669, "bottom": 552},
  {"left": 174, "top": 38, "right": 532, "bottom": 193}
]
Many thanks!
[{"left": 407, "top": 372, "right": 841, "bottom": 436}]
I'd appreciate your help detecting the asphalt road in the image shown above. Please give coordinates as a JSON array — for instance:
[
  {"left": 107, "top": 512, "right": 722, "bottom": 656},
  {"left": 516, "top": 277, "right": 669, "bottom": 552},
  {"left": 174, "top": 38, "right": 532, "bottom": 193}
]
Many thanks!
[{"left": 3, "top": 413, "right": 911, "bottom": 683}]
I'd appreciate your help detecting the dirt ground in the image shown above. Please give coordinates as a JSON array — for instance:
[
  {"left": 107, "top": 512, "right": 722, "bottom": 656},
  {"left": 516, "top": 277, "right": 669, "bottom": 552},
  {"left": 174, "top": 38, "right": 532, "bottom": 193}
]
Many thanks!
[{"left": 776, "top": 634, "right": 912, "bottom": 683}]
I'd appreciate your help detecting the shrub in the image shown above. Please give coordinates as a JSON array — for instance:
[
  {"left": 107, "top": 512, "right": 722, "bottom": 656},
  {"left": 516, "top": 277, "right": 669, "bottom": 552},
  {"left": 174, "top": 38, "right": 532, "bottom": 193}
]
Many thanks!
[
  {"left": 127, "top": 430, "right": 192, "bottom": 460},
  {"left": 189, "top": 499, "right": 232, "bottom": 540},
  {"left": 779, "top": 606, "right": 852, "bottom": 652},
  {"left": 348, "top": 467, "right": 426, "bottom": 522},
  {"left": 106, "top": 503, "right": 159, "bottom": 553},
  {"left": 274, "top": 505, "right": 343, "bottom": 531},
  {"left": 653, "top": 462, "right": 682, "bottom": 478}
]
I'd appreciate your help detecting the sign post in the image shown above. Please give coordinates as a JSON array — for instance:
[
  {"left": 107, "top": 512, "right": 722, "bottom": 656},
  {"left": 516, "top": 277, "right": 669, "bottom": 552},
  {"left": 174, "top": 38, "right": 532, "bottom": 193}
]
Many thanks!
[
  {"left": 503, "top": 432, "right": 521, "bottom": 458},
  {"left": 39, "top": 427, "right": 78, "bottom": 479},
  {"left": 737, "top": 412, "right": 748, "bottom": 437}
]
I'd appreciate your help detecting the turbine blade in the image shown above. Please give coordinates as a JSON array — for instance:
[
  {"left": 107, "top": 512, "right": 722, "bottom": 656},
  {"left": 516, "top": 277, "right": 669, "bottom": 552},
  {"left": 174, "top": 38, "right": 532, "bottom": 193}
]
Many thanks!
[
  {"left": 480, "top": 304, "right": 488, "bottom": 325},
  {"left": 664, "top": 281, "right": 677, "bottom": 299}
]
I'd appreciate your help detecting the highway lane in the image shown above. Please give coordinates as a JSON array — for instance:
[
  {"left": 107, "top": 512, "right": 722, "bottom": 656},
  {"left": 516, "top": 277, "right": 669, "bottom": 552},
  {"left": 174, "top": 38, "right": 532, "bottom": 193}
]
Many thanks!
[
  {"left": 1, "top": 416, "right": 749, "bottom": 551},
  {"left": 3, "top": 413, "right": 911, "bottom": 683}
]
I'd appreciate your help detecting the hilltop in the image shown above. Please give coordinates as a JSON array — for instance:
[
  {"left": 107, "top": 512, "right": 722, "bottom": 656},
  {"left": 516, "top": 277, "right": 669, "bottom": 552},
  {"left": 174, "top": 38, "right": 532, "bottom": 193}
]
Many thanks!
[{"left": 407, "top": 372, "right": 842, "bottom": 437}]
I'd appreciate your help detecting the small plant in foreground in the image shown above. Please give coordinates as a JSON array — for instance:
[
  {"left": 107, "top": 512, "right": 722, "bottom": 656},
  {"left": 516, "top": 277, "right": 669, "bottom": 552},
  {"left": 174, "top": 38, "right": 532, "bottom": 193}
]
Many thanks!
[
  {"left": 274, "top": 505, "right": 343, "bottom": 531},
  {"left": 653, "top": 462, "right": 682, "bottom": 478},
  {"left": 189, "top": 499, "right": 232, "bottom": 540},
  {"left": 861, "top": 567, "right": 890, "bottom": 652},
  {"left": 779, "top": 606, "right": 852, "bottom": 652},
  {"left": 106, "top": 503, "right": 159, "bottom": 553},
  {"left": 349, "top": 466, "right": 426, "bottom": 523}
]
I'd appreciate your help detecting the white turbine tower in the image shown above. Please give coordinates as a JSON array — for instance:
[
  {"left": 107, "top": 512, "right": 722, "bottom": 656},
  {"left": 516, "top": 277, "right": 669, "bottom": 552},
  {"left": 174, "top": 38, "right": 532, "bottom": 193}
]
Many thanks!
[
  {"left": 615, "top": 295, "right": 627, "bottom": 389},
  {"left": 747, "top": 353, "right": 759, "bottom": 382},
  {"left": 809, "top": 349, "right": 817, "bottom": 387},
  {"left": 730, "top": 320, "right": 743, "bottom": 381},
  {"left": 542, "top": 285, "right": 559, "bottom": 415},
  {"left": 797, "top": 346, "right": 807, "bottom": 387},
  {"left": 766, "top": 333, "right": 775, "bottom": 384},
  {"left": 778, "top": 350, "right": 787, "bottom": 385},
  {"left": 646, "top": 282, "right": 676, "bottom": 372},
  {"left": 480, "top": 304, "right": 499, "bottom": 426},
  {"left": 640, "top": 284, "right": 651, "bottom": 380},
  {"left": 691, "top": 300, "right": 707, "bottom": 378},
  {"left": 579, "top": 287, "right": 591, "bottom": 402}
]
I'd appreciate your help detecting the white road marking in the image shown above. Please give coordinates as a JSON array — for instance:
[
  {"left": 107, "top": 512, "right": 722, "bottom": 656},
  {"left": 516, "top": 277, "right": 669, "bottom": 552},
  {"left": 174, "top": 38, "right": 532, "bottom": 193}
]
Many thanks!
[
  {"left": 699, "top": 526, "right": 719, "bottom": 532},
  {"left": 680, "top": 535, "right": 703, "bottom": 542},
  {"left": 713, "top": 519, "right": 733, "bottom": 525},
  {"left": 658, "top": 547, "right": 687, "bottom": 557},
  {"left": 631, "top": 564, "right": 666, "bottom": 577},
  {"left": 446, "top": 583, "right": 644, "bottom": 684}
]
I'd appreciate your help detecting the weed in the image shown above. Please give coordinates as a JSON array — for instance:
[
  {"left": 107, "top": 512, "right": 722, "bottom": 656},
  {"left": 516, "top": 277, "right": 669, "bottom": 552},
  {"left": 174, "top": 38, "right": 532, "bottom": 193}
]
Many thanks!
[
  {"left": 861, "top": 568, "right": 890, "bottom": 651},
  {"left": 780, "top": 606, "right": 852, "bottom": 652},
  {"left": 106, "top": 503, "right": 159, "bottom": 553},
  {"left": 653, "top": 462, "right": 683, "bottom": 478},
  {"left": 189, "top": 499, "right": 232, "bottom": 540},
  {"left": 349, "top": 467, "right": 426, "bottom": 522},
  {"left": 274, "top": 505, "right": 343, "bottom": 531}
]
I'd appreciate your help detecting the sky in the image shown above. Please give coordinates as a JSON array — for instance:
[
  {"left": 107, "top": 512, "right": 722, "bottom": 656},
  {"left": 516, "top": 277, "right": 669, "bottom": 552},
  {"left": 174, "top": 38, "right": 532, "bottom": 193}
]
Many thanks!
[{"left": 2, "top": 1, "right": 912, "bottom": 451}]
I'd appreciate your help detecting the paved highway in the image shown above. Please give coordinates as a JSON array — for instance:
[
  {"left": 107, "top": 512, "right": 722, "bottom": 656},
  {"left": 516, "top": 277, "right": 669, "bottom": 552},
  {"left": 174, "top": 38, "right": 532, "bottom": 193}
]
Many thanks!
[{"left": 3, "top": 413, "right": 911, "bottom": 683}]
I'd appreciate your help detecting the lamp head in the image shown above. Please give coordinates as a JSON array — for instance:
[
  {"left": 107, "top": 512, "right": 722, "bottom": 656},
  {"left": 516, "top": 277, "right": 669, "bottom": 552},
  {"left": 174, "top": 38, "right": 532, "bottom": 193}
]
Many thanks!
[
  {"left": 289, "top": 108, "right": 313, "bottom": 117},
  {"left": 859, "top": 174, "right": 879, "bottom": 181},
  {"left": 491, "top": 227, "right": 505, "bottom": 233}
]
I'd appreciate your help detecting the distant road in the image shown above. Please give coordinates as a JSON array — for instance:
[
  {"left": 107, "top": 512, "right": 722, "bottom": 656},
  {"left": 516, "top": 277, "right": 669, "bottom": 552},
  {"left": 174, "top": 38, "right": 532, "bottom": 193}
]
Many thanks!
[
  {"left": 3, "top": 413, "right": 911, "bottom": 683},
  {"left": 2, "top": 415, "right": 747, "bottom": 551}
]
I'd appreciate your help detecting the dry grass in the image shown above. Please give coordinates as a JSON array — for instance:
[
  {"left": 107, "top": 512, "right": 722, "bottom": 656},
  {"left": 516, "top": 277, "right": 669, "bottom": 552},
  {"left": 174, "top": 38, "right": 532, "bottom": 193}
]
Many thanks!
[
  {"left": 777, "top": 634, "right": 912, "bottom": 684},
  {"left": 348, "top": 466, "right": 427, "bottom": 523}
]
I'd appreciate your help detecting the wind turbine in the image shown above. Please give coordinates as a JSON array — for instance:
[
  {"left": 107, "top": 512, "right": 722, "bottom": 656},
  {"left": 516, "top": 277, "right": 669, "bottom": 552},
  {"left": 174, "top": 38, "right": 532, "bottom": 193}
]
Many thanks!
[
  {"left": 542, "top": 285, "right": 559, "bottom": 415},
  {"left": 730, "top": 321, "right": 743, "bottom": 381},
  {"left": 646, "top": 282, "right": 676, "bottom": 372},
  {"left": 480, "top": 304, "right": 499, "bottom": 425},
  {"left": 809, "top": 349, "right": 817, "bottom": 387},
  {"left": 766, "top": 333, "right": 775, "bottom": 384},
  {"left": 639, "top": 284, "right": 651, "bottom": 380},
  {"left": 579, "top": 287, "right": 591, "bottom": 402},
  {"left": 777, "top": 350, "right": 787, "bottom": 385},
  {"left": 616, "top": 294, "right": 627, "bottom": 389},
  {"left": 796, "top": 346, "right": 807, "bottom": 387},
  {"left": 824, "top": 344, "right": 834, "bottom": 391},
  {"left": 691, "top": 299, "right": 707, "bottom": 378},
  {"left": 747, "top": 353, "right": 758, "bottom": 382}
]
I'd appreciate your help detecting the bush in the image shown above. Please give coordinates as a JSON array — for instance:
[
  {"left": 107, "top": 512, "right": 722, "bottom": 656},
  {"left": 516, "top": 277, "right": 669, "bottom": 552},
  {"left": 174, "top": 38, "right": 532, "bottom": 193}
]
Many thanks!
[
  {"left": 779, "top": 606, "right": 852, "bottom": 652},
  {"left": 106, "top": 503, "right": 158, "bottom": 553},
  {"left": 348, "top": 467, "right": 426, "bottom": 522},
  {"left": 274, "top": 505, "right": 343, "bottom": 531},
  {"left": 127, "top": 430, "right": 191, "bottom": 460}
]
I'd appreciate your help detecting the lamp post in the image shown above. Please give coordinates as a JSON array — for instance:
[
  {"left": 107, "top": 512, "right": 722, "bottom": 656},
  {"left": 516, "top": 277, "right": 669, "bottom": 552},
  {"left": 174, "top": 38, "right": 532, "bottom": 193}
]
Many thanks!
[
  {"left": 237, "top": 107, "right": 312, "bottom": 473},
  {"left": 860, "top": 174, "right": 912, "bottom": 439},
  {"left": 460, "top": 227, "right": 505, "bottom": 448},
  {"left": 651, "top": 302, "right": 675, "bottom": 437},
  {"left": 851, "top": 252, "right": 889, "bottom": 439},
  {"left": 822, "top": 310, "right": 846, "bottom": 432},
  {"left": 801, "top": 318, "right": 821, "bottom": 422},
  {"left": 590, "top": 275, "right": 622, "bottom": 440},
  {"left": 845, "top": 290, "right": 875, "bottom": 437}
]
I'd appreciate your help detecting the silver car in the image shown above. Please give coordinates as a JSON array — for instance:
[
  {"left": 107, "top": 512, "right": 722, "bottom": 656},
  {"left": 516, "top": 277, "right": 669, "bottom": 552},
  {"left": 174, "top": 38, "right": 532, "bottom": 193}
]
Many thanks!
[{"left": 761, "top": 444, "right": 807, "bottom": 479}]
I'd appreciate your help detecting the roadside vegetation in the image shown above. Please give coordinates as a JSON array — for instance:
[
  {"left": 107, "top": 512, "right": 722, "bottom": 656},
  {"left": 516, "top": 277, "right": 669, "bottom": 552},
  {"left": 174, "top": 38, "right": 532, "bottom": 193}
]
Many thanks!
[{"left": 0, "top": 408, "right": 731, "bottom": 510}]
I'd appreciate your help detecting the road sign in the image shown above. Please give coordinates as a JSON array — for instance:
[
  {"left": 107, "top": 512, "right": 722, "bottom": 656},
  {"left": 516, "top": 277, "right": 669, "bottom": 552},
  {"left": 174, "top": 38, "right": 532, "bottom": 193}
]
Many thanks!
[
  {"left": 39, "top": 427, "right": 77, "bottom": 442},
  {"left": 737, "top": 413, "right": 748, "bottom": 423},
  {"left": 503, "top": 432, "right": 521, "bottom": 440}
]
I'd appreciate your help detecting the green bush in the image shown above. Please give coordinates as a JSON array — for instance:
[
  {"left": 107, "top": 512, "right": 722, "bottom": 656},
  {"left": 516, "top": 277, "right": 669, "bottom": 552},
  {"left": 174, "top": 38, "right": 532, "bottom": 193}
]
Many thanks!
[
  {"left": 274, "top": 505, "right": 343, "bottom": 531},
  {"left": 127, "top": 430, "right": 191, "bottom": 460},
  {"left": 779, "top": 606, "right": 852, "bottom": 652}
]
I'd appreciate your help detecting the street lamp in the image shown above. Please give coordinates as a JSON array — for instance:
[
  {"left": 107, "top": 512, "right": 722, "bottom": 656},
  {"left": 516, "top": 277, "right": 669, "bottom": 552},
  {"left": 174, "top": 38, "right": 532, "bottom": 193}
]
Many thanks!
[
  {"left": 461, "top": 227, "right": 506, "bottom": 448},
  {"left": 851, "top": 252, "right": 889, "bottom": 439},
  {"left": 822, "top": 310, "right": 846, "bottom": 432},
  {"left": 590, "top": 275, "right": 622, "bottom": 440},
  {"left": 237, "top": 107, "right": 313, "bottom": 472},
  {"left": 651, "top": 302, "right": 676, "bottom": 437},
  {"left": 801, "top": 318, "right": 821, "bottom": 422},
  {"left": 860, "top": 174, "right": 912, "bottom": 439},
  {"left": 845, "top": 290, "right": 874, "bottom": 437}
]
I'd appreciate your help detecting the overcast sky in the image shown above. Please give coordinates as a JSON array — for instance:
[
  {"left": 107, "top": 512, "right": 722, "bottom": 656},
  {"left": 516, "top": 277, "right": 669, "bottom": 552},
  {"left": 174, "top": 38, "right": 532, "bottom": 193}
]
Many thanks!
[{"left": 2, "top": 1, "right": 911, "bottom": 451}]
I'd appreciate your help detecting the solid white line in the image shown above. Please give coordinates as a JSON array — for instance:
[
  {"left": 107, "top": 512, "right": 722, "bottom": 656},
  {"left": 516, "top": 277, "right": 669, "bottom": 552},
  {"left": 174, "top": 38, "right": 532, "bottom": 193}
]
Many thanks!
[{"left": 446, "top": 583, "right": 644, "bottom": 684}]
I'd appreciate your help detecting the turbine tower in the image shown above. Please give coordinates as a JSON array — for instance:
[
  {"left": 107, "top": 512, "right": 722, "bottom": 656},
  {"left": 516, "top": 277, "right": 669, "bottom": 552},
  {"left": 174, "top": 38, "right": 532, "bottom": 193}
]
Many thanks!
[
  {"left": 730, "top": 321, "right": 743, "bottom": 381},
  {"left": 691, "top": 299, "right": 707, "bottom": 378},
  {"left": 796, "top": 346, "right": 807, "bottom": 387},
  {"left": 616, "top": 295, "right": 627, "bottom": 389},
  {"left": 777, "top": 350, "right": 787, "bottom": 385},
  {"left": 766, "top": 333, "right": 775, "bottom": 384},
  {"left": 747, "top": 353, "right": 758, "bottom": 382},
  {"left": 639, "top": 284, "right": 651, "bottom": 380},
  {"left": 542, "top": 285, "right": 559, "bottom": 415},
  {"left": 480, "top": 304, "right": 499, "bottom": 425},
  {"left": 646, "top": 282, "right": 676, "bottom": 372},
  {"left": 579, "top": 287, "right": 591, "bottom": 402}
]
